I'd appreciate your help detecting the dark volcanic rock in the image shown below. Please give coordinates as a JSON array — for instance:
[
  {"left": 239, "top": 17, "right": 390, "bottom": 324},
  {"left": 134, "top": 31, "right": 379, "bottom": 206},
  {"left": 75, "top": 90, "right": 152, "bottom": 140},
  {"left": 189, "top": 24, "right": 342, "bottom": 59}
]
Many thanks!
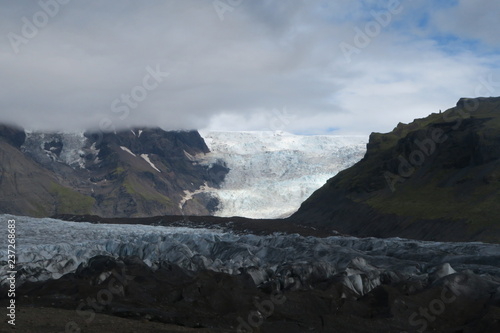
[
  {"left": 86, "top": 127, "right": 210, "bottom": 161},
  {"left": 0, "top": 123, "right": 26, "bottom": 148},
  {"left": 291, "top": 97, "right": 500, "bottom": 243},
  {"left": 43, "top": 139, "right": 64, "bottom": 157},
  {"left": 10, "top": 255, "right": 500, "bottom": 333},
  {"left": 0, "top": 125, "right": 228, "bottom": 217}
]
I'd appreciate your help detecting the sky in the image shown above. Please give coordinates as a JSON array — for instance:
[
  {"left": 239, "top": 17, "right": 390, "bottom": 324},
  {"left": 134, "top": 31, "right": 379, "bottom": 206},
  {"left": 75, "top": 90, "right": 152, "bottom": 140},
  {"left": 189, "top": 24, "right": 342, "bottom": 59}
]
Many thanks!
[{"left": 1, "top": 0, "right": 500, "bottom": 135}]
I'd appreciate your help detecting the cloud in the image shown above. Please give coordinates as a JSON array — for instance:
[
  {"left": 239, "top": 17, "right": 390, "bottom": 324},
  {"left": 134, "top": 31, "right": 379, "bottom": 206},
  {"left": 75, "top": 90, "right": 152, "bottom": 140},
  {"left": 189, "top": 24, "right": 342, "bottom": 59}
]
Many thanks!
[
  {"left": 431, "top": 0, "right": 500, "bottom": 48},
  {"left": 0, "top": 0, "right": 499, "bottom": 135}
]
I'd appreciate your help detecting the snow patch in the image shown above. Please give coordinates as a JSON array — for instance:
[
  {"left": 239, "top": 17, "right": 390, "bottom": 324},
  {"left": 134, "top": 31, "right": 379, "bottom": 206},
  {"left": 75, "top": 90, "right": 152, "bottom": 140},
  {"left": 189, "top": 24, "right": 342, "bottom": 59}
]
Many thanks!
[
  {"left": 140, "top": 154, "right": 161, "bottom": 172},
  {"left": 120, "top": 146, "right": 136, "bottom": 157},
  {"left": 179, "top": 182, "right": 214, "bottom": 212},
  {"left": 183, "top": 150, "right": 196, "bottom": 161}
]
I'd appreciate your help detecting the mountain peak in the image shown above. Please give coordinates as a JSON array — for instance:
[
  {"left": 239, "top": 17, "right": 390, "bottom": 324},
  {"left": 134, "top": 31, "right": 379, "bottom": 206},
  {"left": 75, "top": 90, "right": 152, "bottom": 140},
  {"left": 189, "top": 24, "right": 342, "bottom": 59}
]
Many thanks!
[{"left": 0, "top": 124, "right": 227, "bottom": 218}]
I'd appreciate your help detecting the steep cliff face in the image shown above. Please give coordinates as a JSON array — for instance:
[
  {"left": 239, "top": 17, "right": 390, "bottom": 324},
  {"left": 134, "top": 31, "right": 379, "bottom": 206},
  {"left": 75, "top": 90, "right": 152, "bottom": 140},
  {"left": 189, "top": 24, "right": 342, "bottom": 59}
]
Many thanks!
[
  {"left": 292, "top": 97, "right": 500, "bottom": 243},
  {"left": 0, "top": 125, "right": 228, "bottom": 217}
]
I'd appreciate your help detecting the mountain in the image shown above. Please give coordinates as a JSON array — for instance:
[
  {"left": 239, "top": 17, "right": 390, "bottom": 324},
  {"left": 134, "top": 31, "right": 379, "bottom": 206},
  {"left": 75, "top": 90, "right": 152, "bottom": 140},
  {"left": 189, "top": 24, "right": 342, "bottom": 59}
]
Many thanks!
[
  {"left": 292, "top": 97, "right": 500, "bottom": 243},
  {"left": 0, "top": 125, "right": 228, "bottom": 217},
  {"left": 0, "top": 124, "right": 367, "bottom": 219},
  {"left": 199, "top": 131, "right": 367, "bottom": 218}
]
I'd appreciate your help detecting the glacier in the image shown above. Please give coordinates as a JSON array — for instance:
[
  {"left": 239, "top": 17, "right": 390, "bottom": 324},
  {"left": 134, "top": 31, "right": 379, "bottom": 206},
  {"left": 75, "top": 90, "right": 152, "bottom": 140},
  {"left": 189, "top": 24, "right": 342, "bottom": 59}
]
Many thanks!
[
  {"left": 16, "top": 129, "right": 367, "bottom": 218},
  {"left": 2, "top": 214, "right": 499, "bottom": 299},
  {"left": 198, "top": 131, "right": 367, "bottom": 218},
  {"left": 21, "top": 131, "right": 93, "bottom": 169}
]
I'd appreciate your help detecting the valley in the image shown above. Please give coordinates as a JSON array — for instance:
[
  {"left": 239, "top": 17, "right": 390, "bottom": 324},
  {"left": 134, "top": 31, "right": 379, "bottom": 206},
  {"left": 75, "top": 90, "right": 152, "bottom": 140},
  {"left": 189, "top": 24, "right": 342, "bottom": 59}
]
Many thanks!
[{"left": 1, "top": 97, "right": 500, "bottom": 332}]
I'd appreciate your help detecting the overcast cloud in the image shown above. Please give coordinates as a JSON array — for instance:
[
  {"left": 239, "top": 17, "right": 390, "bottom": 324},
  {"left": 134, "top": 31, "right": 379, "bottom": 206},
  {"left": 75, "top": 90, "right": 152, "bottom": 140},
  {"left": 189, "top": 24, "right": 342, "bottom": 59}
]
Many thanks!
[{"left": 1, "top": 0, "right": 500, "bottom": 135}]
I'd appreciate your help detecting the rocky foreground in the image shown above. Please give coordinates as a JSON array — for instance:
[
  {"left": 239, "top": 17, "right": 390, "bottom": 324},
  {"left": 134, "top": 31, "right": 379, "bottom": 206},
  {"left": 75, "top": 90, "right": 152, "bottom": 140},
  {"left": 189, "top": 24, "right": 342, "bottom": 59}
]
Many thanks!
[
  {"left": 1, "top": 214, "right": 500, "bottom": 332},
  {"left": 5, "top": 255, "right": 500, "bottom": 333}
]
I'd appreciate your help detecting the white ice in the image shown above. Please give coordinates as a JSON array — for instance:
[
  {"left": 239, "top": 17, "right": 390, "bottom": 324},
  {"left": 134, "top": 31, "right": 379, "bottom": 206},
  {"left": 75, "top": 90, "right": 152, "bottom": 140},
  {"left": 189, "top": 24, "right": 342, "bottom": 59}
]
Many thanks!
[
  {"left": 198, "top": 131, "right": 367, "bottom": 218},
  {"left": 1, "top": 214, "right": 499, "bottom": 295}
]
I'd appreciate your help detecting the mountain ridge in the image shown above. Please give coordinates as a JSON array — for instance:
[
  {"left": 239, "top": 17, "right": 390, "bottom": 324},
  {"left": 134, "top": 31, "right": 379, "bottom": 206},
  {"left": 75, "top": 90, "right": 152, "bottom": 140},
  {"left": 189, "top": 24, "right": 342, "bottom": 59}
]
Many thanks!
[
  {"left": 0, "top": 125, "right": 229, "bottom": 217},
  {"left": 291, "top": 96, "right": 500, "bottom": 243},
  {"left": 0, "top": 125, "right": 367, "bottom": 220}
]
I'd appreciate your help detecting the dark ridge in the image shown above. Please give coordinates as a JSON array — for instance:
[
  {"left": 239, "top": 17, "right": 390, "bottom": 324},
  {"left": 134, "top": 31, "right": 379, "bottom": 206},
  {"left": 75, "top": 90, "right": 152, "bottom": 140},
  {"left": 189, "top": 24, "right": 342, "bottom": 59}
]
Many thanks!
[
  {"left": 291, "top": 97, "right": 500, "bottom": 244},
  {"left": 0, "top": 123, "right": 26, "bottom": 148},
  {"left": 0, "top": 125, "right": 228, "bottom": 218},
  {"left": 52, "top": 214, "right": 339, "bottom": 238}
]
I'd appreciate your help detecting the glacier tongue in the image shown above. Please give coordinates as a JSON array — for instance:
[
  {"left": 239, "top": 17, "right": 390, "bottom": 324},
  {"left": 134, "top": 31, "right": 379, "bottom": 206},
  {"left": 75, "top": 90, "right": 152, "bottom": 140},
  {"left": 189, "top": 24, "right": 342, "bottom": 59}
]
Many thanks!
[
  {"left": 3, "top": 214, "right": 500, "bottom": 298},
  {"left": 199, "top": 131, "right": 367, "bottom": 218}
]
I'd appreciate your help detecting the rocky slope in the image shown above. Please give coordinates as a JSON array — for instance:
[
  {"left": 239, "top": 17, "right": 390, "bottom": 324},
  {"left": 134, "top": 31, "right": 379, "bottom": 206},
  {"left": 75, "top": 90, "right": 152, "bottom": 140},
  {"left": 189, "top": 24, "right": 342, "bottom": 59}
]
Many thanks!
[
  {"left": 0, "top": 125, "right": 228, "bottom": 217},
  {"left": 292, "top": 97, "right": 500, "bottom": 243},
  {"left": 8, "top": 255, "right": 499, "bottom": 333}
]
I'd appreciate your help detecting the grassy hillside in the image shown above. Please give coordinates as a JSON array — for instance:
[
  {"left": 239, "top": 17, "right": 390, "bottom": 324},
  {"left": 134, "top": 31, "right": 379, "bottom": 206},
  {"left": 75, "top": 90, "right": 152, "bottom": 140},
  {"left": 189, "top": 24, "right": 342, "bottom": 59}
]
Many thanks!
[{"left": 292, "top": 97, "right": 500, "bottom": 243}]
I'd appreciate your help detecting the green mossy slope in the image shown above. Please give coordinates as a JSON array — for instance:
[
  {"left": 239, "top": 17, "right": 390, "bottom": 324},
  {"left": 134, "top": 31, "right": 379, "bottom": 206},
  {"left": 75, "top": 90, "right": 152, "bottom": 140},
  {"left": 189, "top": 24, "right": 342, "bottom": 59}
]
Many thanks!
[{"left": 292, "top": 97, "right": 500, "bottom": 243}]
